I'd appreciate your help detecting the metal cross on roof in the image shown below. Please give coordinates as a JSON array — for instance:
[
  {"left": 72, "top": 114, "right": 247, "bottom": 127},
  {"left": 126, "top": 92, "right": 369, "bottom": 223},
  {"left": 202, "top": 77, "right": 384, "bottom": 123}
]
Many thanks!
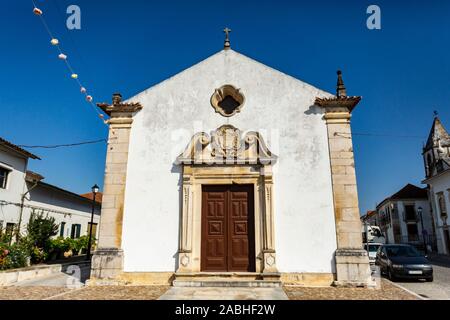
[{"left": 224, "top": 27, "right": 231, "bottom": 49}]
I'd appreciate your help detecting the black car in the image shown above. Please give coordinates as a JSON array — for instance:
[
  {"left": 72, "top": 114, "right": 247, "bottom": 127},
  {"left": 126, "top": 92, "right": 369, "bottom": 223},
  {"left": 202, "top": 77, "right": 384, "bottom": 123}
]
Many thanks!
[{"left": 375, "top": 244, "right": 433, "bottom": 282}]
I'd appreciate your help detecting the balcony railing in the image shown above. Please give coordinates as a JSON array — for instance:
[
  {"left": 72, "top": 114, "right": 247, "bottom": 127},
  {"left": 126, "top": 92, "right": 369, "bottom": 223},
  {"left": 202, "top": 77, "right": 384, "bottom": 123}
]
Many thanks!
[{"left": 393, "top": 235, "right": 438, "bottom": 252}]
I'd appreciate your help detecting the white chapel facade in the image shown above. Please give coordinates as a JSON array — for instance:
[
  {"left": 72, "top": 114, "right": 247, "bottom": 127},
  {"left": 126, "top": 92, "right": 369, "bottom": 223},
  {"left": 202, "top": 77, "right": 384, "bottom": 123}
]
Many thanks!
[{"left": 91, "top": 33, "right": 372, "bottom": 287}]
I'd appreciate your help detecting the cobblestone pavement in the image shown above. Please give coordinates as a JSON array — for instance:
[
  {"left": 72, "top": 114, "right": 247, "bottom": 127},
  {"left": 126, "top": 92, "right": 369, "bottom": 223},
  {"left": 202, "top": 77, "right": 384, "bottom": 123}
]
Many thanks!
[
  {"left": 284, "top": 279, "right": 417, "bottom": 300},
  {"left": 50, "top": 285, "right": 171, "bottom": 300},
  {"left": 0, "top": 280, "right": 416, "bottom": 300},
  {"left": 159, "top": 287, "right": 288, "bottom": 300},
  {"left": 0, "top": 285, "right": 170, "bottom": 300},
  {"left": 394, "top": 255, "right": 450, "bottom": 300},
  {"left": 0, "top": 286, "right": 70, "bottom": 300}
]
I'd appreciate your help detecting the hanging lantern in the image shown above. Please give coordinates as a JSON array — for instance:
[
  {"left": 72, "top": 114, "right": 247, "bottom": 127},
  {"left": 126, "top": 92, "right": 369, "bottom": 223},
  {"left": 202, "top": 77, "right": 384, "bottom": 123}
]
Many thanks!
[
  {"left": 80, "top": 87, "right": 87, "bottom": 93},
  {"left": 58, "top": 53, "right": 67, "bottom": 60},
  {"left": 33, "top": 8, "right": 43, "bottom": 15},
  {"left": 71, "top": 73, "right": 78, "bottom": 79},
  {"left": 50, "top": 38, "right": 59, "bottom": 46},
  {"left": 86, "top": 95, "right": 93, "bottom": 102},
  {"left": 99, "top": 114, "right": 104, "bottom": 119}
]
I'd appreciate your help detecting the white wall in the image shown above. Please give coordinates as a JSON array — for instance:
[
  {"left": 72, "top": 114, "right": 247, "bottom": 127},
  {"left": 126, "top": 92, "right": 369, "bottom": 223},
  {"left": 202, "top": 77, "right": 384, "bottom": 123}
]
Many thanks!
[
  {"left": 428, "top": 171, "right": 450, "bottom": 254},
  {"left": 0, "top": 146, "right": 27, "bottom": 229},
  {"left": 378, "top": 199, "right": 433, "bottom": 245},
  {"left": 122, "top": 49, "right": 338, "bottom": 273},
  {"left": 22, "top": 183, "right": 101, "bottom": 239}
]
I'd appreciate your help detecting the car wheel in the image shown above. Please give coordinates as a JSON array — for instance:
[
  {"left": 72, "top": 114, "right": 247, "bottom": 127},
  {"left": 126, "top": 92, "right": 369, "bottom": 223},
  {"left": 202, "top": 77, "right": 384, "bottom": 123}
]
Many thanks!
[
  {"left": 388, "top": 269, "right": 397, "bottom": 282},
  {"left": 426, "top": 276, "right": 433, "bottom": 282},
  {"left": 379, "top": 266, "right": 385, "bottom": 275}
]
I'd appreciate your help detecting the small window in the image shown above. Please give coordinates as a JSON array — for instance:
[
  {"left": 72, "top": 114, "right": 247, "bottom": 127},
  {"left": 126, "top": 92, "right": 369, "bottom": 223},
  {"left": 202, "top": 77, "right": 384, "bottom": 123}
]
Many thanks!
[
  {"left": 87, "top": 222, "right": 98, "bottom": 238},
  {"left": 59, "top": 222, "right": 66, "bottom": 237},
  {"left": 210, "top": 85, "right": 245, "bottom": 117},
  {"left": 5, "top": 223, "right": 15, "bottom": 237},
  {"left": 70, "top": 224, "right": 81, "bottom": 239},
  {"left": 404, "top": 205, "right": 416, "bottom": 221},
  {"left": 0, "top": 167, "right": 10, "bottom": 189}
]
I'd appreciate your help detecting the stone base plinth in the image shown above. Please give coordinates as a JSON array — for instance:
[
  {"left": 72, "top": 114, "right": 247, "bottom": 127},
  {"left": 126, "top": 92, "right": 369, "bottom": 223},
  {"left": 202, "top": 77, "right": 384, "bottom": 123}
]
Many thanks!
[
  {"left": 91, "top": 248, "right": 124, "bottom": 280},
  {"left": 333, "top": 249, "right": 375, "bottom": 288}
]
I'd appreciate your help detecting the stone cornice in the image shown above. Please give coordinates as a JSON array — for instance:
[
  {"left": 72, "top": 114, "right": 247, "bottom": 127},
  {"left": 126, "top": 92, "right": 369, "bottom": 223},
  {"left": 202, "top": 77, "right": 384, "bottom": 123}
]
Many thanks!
[
  {"left": 97, "top": 93, "right": 142, "bottom": 117},
  {"left": 315, "top": 96, "right": 361, "bottom": 113}
]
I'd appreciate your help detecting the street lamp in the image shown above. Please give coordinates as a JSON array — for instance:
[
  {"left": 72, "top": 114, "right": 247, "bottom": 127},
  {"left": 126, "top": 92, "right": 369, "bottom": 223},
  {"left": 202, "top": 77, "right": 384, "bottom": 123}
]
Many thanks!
[
  {"left": 417, "top": 206, "right": 428, "bottom": 254},
  {"left": 86, "top": 184, "right": 99, "bottom": 261}
]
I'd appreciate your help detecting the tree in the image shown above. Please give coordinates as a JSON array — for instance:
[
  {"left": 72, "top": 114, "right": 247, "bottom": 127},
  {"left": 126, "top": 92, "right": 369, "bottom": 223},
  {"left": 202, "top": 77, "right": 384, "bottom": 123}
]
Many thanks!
[{"left": 27, "top": 211, "right": 58, "bottom": 250}]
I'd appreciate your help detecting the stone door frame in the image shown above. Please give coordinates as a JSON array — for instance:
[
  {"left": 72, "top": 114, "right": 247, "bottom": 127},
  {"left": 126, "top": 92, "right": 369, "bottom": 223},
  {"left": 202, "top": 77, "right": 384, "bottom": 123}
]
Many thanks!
[{"left": 176, "top": 164, "right": 278, "bottom": 275}]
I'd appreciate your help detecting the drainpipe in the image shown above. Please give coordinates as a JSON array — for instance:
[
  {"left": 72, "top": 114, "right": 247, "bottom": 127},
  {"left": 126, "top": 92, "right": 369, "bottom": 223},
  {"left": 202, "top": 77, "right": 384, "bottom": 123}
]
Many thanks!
[{"left": 16, "top": 181, "right": 39, "bottom": 242}]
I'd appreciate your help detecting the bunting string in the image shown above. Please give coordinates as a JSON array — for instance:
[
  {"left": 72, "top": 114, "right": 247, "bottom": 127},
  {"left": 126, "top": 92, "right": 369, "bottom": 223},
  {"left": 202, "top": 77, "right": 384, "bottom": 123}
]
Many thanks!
[{"left": 31, "top": 0, "right": 106, "bottom": 124}]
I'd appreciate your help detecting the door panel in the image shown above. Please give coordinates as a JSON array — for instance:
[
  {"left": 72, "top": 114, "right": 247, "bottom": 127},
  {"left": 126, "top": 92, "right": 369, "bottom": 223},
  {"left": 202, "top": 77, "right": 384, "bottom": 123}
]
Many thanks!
[
  {"left": 201, "top": 187, "right": 228, "bottom": 271},
  {"left": 228, "top": 187, "right": 255, "bottom": 271},
  {"left": 201, "top": 185, "right": 255, "bottom": 272}
]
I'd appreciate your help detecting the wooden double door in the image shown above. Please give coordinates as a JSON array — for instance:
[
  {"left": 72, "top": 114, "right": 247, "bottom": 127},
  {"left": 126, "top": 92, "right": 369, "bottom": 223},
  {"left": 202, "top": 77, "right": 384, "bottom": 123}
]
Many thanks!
[{"left": 201, "top": 184, "right": 256, "bottom": 272}]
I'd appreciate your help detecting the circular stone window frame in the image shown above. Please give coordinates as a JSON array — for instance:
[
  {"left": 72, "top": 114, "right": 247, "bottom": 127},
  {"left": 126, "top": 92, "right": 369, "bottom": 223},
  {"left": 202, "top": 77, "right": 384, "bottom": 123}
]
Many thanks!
[{"left": 210, "top": 84, "right": 245, "bottom": 117}]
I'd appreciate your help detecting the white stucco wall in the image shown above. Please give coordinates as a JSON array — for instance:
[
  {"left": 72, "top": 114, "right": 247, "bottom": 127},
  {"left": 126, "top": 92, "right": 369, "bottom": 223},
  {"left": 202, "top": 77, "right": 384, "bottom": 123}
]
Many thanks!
[
  {"left": 427, "top": 171, "right": 450, "bottom": 254},
  {"left": 0, "top": 147, "right": 28, "bottom": 229},
  {"left": 378, "top": 199, "right": 433, "bottom": 244},
  {"left": 121, "top": 49, "right": 338, "bottom": 273},
  {"left": 21, "top": 183, "right": 101, "bottom": 239}
]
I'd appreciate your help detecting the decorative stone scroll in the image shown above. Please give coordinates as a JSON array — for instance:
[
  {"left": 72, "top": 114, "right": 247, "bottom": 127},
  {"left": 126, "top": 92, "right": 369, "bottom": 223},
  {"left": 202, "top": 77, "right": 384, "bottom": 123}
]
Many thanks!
[{"left": 176, "top": 124, "right": 277, "bottom": 165}]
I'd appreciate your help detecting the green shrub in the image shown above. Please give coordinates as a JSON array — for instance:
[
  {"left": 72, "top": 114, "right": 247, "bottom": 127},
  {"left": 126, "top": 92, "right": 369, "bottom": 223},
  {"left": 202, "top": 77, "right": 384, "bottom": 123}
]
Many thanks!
[
  {"left": 26, "top": 212, "right": 58, "bottom": 263},
  {"left": 0, "top": 241, "right": 30, "bottom": 270}
]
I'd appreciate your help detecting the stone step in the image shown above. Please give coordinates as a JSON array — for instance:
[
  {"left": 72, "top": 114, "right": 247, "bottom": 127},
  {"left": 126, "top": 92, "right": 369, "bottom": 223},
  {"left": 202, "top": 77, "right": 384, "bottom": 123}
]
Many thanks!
[{"left": 173, "top": 280, "right": 282, "bottom": 288}]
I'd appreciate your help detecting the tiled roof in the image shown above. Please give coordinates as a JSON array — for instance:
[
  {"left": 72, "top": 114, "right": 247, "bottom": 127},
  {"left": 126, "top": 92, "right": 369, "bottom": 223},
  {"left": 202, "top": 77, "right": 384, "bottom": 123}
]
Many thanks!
[
  {"left": 37, "top": 182, "right": 101, "bottom": 207},
  {"left": 25, "top": 170, "right": 44, "bottom": 182},
  {"left": 0, "top": 137, "right": 40, "bottom": 159},
  {"left": 366, "top": 210, "right": 377, "bottom": 217},
  {"left": 390, "top": 184, "right": 428, "bottom": 200},
  {"left": 377, "top": 184, "right": 428, "bottom": 209},
  {"left": 80, "top": 192, "right": 103, "bottom": 203}
]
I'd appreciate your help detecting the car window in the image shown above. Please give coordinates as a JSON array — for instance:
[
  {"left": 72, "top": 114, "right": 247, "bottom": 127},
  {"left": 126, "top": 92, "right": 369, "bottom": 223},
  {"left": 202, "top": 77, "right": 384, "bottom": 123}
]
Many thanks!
[{"left": 385, "top": 246, "right": 421, "bottom": 257}]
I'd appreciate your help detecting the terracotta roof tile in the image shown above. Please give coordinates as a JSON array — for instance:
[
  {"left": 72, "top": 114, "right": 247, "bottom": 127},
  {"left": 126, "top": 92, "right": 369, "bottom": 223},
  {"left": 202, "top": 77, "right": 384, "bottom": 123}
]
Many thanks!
[
  {"left": 0, "top": 137, "right": 40, "bottom": 159},
  {"left": 80, "top": 192, "right": 103, "bottom": 203}
]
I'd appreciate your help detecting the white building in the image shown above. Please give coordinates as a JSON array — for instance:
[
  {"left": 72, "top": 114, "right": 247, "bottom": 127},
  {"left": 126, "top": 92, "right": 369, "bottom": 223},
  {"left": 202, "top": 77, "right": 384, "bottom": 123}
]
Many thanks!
[
  {"left": 375, "top": 184, "right": 435, "bottom": 251},
  {"left": 422, "top": 116, "right": 450, "bottom": 255},
  {"left": 91, "top": 37, "right": 372, "bottom": 287},
  {"left": 0, "top": 137, "right": 101, "bottom": 240},
  {"left": 361, "top": 210, "right": 378, "bottom": 226},
  {"left": 0, "top": 137, "right": 38, "bottom": 236}
]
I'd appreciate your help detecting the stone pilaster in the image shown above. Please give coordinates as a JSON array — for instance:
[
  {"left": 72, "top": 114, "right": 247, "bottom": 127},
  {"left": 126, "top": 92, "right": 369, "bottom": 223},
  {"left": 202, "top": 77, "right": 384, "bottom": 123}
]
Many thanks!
[
  {"left": 261, "top": 165, "right": 278, "bottom": 276},
  {"left": 315, "top": 71, "right": 373, "bottom": 287},
  {"left": 177, "top": 166, "right": 194, "bottom": 272},
  {"left": 91, "top": 93, "right": 142, "bottom": 281}
]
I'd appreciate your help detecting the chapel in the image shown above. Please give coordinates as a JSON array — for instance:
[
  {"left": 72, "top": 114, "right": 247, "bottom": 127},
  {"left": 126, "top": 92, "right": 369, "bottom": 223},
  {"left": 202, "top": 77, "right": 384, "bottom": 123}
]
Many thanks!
[{"left": 91, "top": 30, "right": 372, "bottom": 287}]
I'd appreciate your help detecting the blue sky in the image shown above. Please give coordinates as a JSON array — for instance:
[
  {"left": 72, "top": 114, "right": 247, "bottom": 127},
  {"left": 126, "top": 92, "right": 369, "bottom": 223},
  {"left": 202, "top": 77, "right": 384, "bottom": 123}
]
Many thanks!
[{"left": 2, "top": 0, "right": 449, "bottom": 214}]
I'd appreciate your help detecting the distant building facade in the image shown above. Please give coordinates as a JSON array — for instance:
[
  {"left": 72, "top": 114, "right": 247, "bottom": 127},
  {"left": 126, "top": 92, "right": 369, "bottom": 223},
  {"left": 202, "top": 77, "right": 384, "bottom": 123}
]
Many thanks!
[
  {"left": 361, "top": 210, "right": 378, "bottom": 226},
  {"left": 375, "top": 184, "right": 435, "bottom": 251},
  {"left": 0, "top": 137, "right": 101, "bottom": 240},
  {"left": 422, "top": 116, "right": 450, "bottom": 255}
]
